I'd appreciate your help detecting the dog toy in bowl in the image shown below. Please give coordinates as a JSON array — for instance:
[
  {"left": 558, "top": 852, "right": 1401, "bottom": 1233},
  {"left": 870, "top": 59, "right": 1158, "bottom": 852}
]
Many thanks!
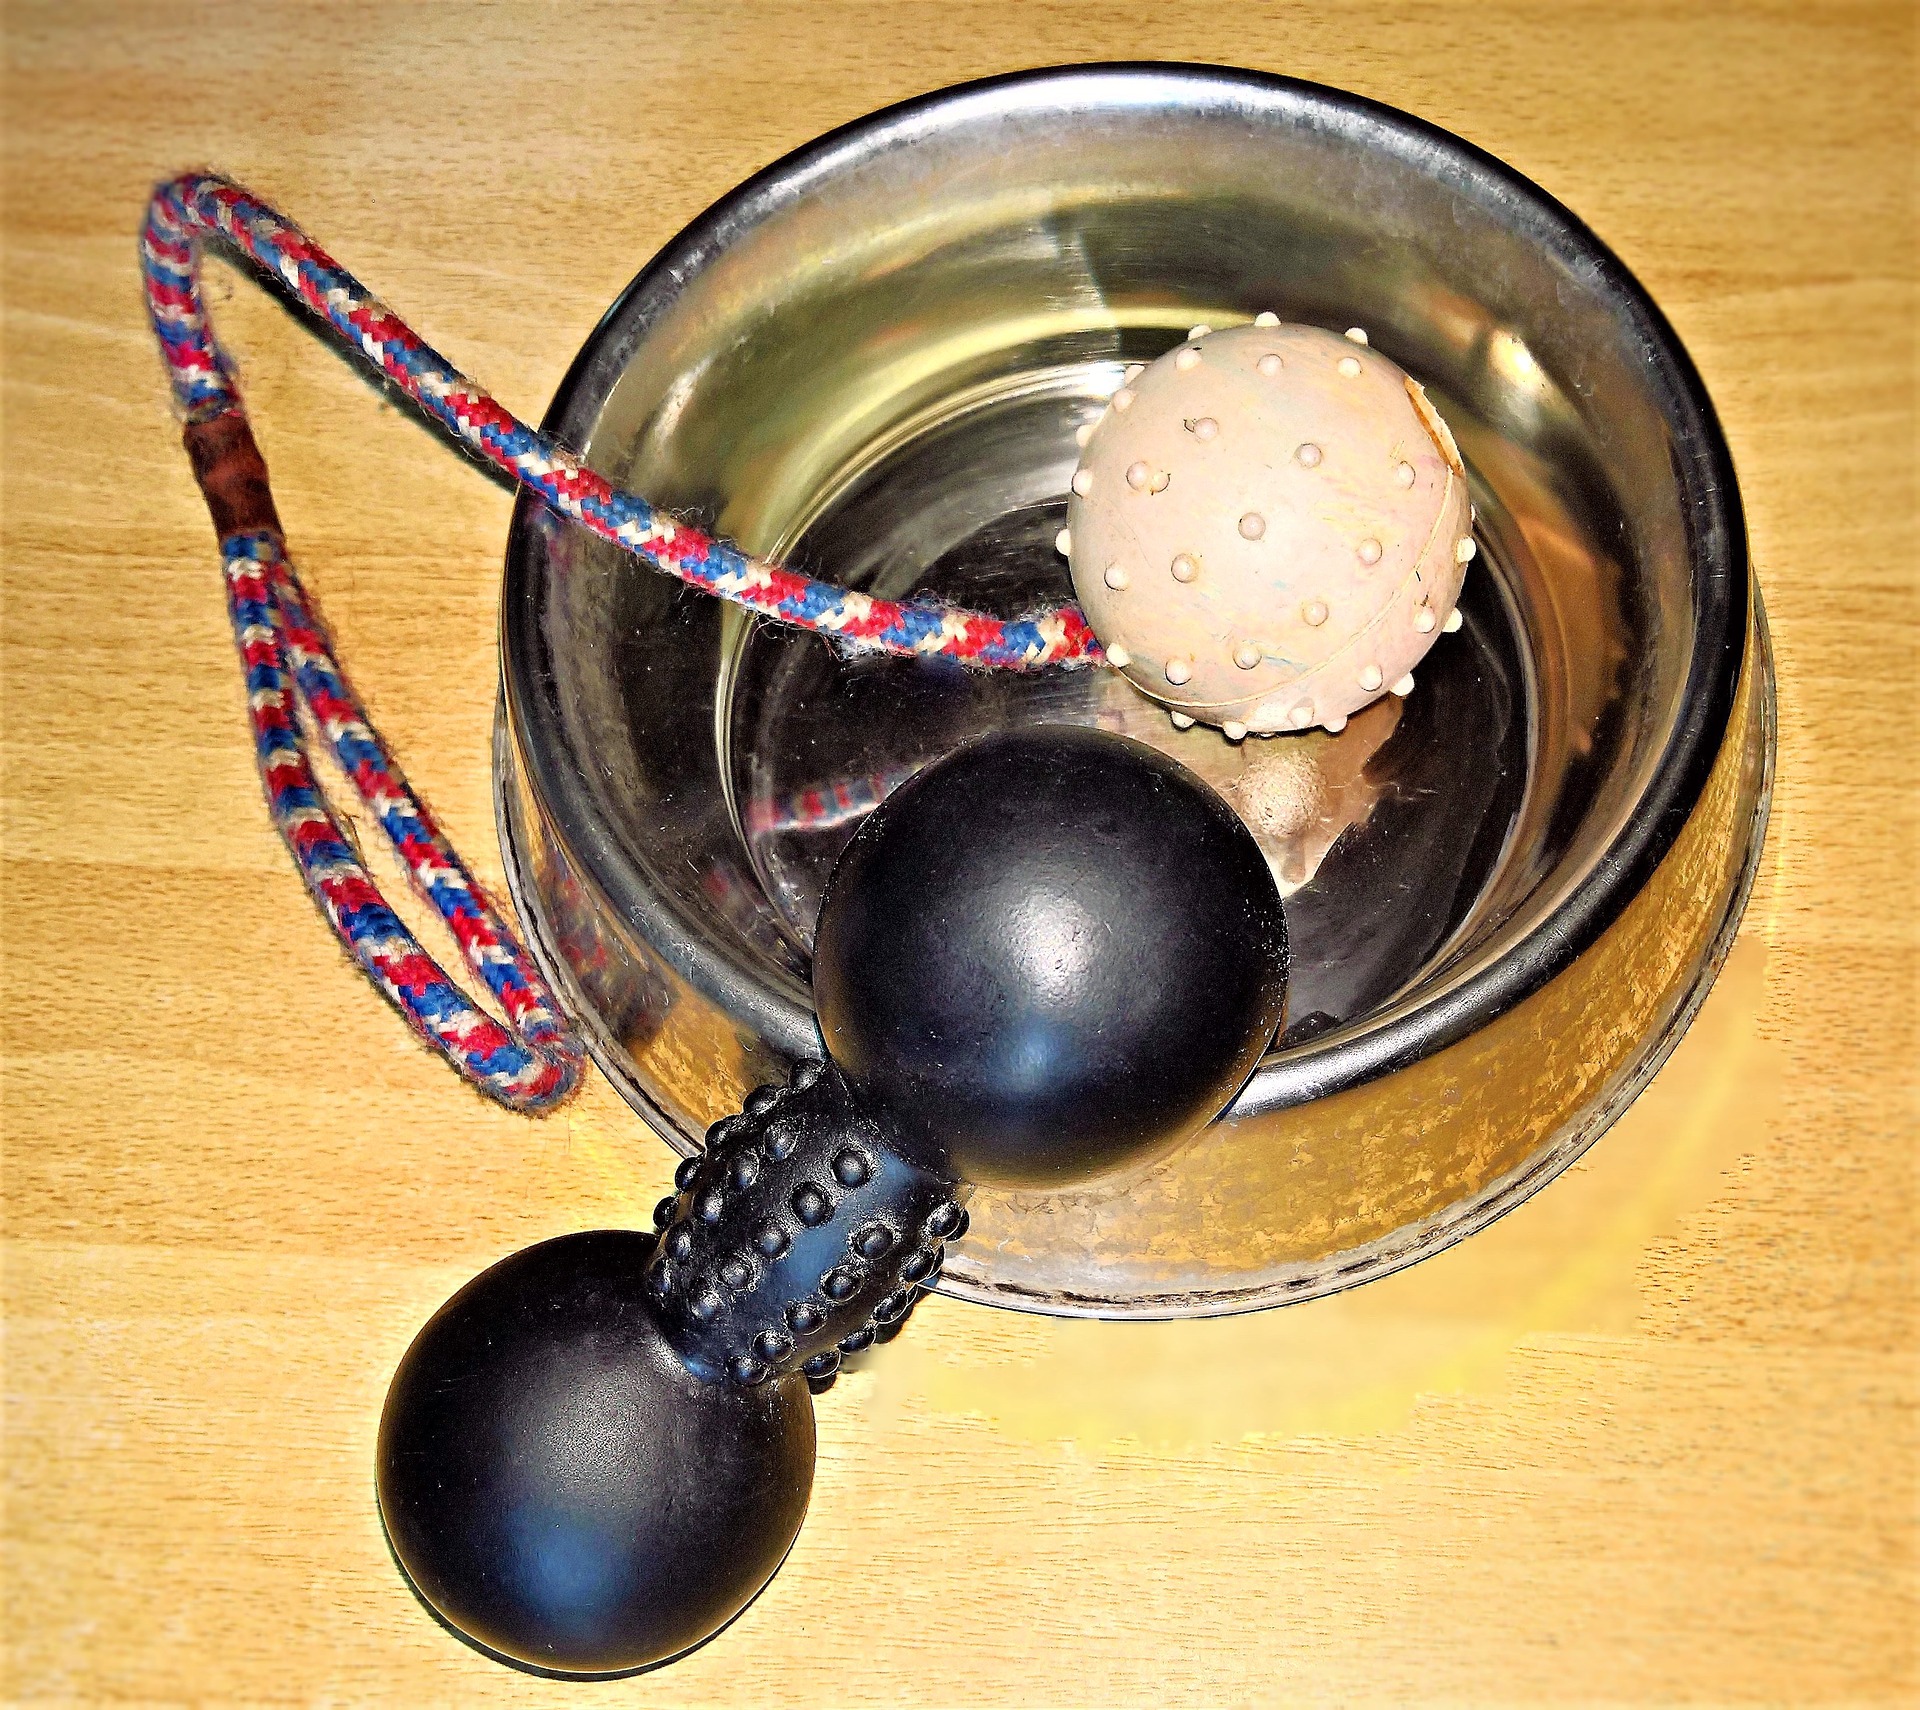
[
  {"left": 140, "top": 175, "right": 1476, "bottom": 1680},
  {"left": 1061, "top": 319, "right": 1474, "bottom": 737}
]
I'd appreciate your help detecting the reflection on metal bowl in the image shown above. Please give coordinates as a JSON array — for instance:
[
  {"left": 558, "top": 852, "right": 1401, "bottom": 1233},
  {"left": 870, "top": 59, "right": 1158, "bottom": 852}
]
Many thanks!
[{"left": 496, "top": 65, "right": 1774, "bottom": 1317}]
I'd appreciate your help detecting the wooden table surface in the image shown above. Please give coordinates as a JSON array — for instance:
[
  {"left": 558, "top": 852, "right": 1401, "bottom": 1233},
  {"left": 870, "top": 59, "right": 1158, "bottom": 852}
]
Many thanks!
[{"left": 3, "top": 3, "right": 1913, "bottom": 1702}]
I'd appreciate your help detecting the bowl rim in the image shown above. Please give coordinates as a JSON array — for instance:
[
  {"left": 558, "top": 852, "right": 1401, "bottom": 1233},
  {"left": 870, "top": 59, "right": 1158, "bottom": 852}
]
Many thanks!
[{"left": 503, "top": 61, "right": 1750, "bottom": 1115}]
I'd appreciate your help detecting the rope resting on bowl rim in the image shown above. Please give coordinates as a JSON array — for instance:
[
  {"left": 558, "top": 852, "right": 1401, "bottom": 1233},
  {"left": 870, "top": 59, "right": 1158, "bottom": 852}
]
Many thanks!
[
  {"left": 142, "top": 173, "right": 1103, "bottom": 669},
  {"left": 141, "top": 173, "right": 1103, "bottom": 1111}
]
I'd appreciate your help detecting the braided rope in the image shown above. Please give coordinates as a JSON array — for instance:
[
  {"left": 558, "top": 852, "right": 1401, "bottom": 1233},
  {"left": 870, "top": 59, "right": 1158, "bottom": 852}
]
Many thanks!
[
  {"left": 142, "top": 172, "right": 1103, "bottom": 670},
  {"left": 219, "top": 528, "right": 580, "bottom": 1110},
  {"left": 140, "top": 171, "right": 1104, "bottom": 1110},
  {"left": 143, "top": 180, "right": 585, "bottom": 1110}
]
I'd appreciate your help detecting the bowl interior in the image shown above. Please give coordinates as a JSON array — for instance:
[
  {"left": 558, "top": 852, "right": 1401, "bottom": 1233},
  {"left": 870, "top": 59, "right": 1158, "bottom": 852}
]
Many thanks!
[{"left": 502, "top": 66, "right": 1747, "bottom": 1310}]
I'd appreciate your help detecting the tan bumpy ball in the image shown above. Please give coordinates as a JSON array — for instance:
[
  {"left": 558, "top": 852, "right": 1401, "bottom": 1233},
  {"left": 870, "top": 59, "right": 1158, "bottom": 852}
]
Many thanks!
[{"left": 1060, "top": 319, "right": 1474, "bottom": 738}]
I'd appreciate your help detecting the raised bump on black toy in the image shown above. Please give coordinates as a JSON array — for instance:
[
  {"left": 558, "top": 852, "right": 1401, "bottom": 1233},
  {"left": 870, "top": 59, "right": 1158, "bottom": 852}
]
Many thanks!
[{"left": 377, "top": 726, "right": 1289, "bottom": 1675}]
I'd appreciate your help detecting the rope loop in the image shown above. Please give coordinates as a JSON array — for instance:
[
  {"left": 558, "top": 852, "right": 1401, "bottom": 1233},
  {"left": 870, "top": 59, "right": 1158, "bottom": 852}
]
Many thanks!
[
  {"left": 141, "top": 171, "right": 1105, "bottom": 1109},
  {"left": 220, "top": 529, "right": 581, "bottom": 1110}
]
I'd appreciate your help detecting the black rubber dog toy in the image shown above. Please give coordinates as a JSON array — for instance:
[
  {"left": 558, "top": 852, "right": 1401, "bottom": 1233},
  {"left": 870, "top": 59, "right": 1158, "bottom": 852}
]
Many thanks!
[{"left": 378, "top": 726, "right": 1288, "bottom": 1674}]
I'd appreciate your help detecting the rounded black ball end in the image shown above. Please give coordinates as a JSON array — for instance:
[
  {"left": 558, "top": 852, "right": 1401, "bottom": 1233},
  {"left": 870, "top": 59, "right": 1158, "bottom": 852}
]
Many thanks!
[
  {"left": 378, "top": 1231, "right": 815, "bottom": 1676},
  {"left": 814, "top": 726, "right": 1288, "bottom": 1188}
]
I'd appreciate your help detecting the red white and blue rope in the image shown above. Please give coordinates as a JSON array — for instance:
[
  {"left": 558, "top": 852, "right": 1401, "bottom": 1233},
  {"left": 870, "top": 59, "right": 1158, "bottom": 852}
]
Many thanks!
[
  {"left": 141, "top": 171, "right": 1100, "bottom": 1111},
  {"left": 218, "top": 529, "right": 581, "bottom": 1109},
  {"left": 142, "top": 172, "right": 1102, "bottom": 669}
]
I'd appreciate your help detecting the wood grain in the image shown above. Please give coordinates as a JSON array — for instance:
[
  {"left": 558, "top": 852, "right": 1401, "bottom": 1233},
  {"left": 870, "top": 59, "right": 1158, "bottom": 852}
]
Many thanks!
[{"left": 3, "top": 3, "right": 1913, "bottom": 1701}]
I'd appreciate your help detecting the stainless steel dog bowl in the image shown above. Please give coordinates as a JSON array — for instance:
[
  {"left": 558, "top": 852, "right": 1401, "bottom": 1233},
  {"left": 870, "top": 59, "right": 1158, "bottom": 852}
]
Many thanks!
[{"left": 497, "top": 64, "right": 1774, "bottom": 1317}]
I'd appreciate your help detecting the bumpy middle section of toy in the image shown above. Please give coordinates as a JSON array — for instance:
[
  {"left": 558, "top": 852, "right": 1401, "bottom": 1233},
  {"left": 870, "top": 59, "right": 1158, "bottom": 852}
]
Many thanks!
[{"left": 647, "top": 1059, "right": 967, "bottom": 1386}]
